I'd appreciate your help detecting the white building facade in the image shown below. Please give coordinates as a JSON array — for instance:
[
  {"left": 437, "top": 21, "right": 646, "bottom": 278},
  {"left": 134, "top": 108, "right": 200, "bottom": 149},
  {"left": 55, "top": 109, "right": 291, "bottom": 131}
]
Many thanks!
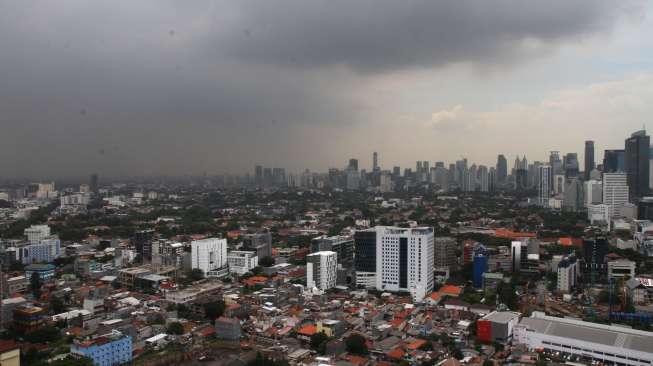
[
  {"left": 375, "top": 226, "right": 434, "bottom": 302},
  {"left": 191, "top": 238, "right": 228, "bottom": 278},
  {"left": 227, "top": 251, "right": 259, "bottom": 275},
  {"left": 306, "top": 251, "right": 337, "bottom": 292},
  {"left": 603, "top": 173, "right": 629, "bottom": 219}
]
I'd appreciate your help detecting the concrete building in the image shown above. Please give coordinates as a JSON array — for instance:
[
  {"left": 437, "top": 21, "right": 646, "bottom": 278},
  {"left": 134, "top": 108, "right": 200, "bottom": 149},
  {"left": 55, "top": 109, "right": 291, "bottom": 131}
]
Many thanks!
[
  {"left": 557, "top": 255, "right": 578, "bottom": 293},
  {"left": 71, "top": 330, "right": 132, "bottom": 366},
  {"left": 355, "top": 226, "right": 435, "bottom": 301},
  {"left": 191, "top": 238, "right": 228, "bottom": 278},
  {"left": 625, "top": 129, "right": 650, "bottom": 199},
  {"left": 587, "top": 204, "right": 611, "bottom": 227},
  {"left": 242, "top": 232, "right": 272, "bottom": 259},
  {"left": 538, "top": 165, "right": 551, "bottom": 207},
  {"left": 17, "top": 237, "right": 61, "bottom": 265},
  {"left": 477, "top": 311, "right": 521, "bottom": 343},
  {"left": 310, "top": 235, "right": 354, "bottom": 268},
  {"left": 584, "top": 179, "right": 603, "bottom": 207},
  {"left": 24, "top": 263, "right": 56, "bottom": 282},
  {"left": 514, "top": 311, "right": 653, "bottom": 366},
  {"left": 227, "top": 251, "right": 258, "bottom": 275},
  {"left": 603, "top": 172, "right": 629, "bottom": 219},
  {"left": 607, "top": 259, "right": 636, "bottom": 280},
  {"left": 24, "top": 225, "right": 50, "bottom": 243},
  {"left": 306, "top": 251, "right": 337, "bottom": 292},
  {"left": 214, "top": 317, "right": 241, "bottom": 341},
  {"left": 434, "top": 237, "right": 456, "bottom": 270},
  {"left": 0, "top": 340, "right": 19, "bottom": 366},
  {"left": 376, "top": 226, "right": 434, "bottom": 302}
]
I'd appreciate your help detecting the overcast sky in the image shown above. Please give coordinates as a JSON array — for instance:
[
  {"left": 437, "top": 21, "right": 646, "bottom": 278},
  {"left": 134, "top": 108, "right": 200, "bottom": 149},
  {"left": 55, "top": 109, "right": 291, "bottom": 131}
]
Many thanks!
[{"left": 1, "top": 1, "right": 652, "bottom": 178}]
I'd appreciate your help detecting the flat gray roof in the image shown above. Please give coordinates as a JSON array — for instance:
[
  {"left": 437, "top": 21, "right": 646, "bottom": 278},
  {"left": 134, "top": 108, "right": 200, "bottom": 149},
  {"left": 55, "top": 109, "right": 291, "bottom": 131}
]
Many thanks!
[
  {"left": 520, "top": 314, "right": 653, "bottom": 354},
  {"left": 483, "top": 311, "right": 520, "bottom": 324}
]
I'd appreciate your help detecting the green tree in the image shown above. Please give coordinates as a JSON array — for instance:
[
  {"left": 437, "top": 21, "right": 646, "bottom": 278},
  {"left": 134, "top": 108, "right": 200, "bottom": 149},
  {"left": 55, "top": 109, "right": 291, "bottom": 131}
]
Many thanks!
[
  {"left": 167, "top": 321, "right": 184, "bottom": 335},
  {"left": 30, "top": 272, "right": 42, "bottom": 299},
  {"left": 204, "top": 300, "right": 226, "bottom": 323},
  {"left": 310, "top": 331, "right": 329, "bottom": 355},
  {"left": 188, "top": 268, "right": 204, "bottom": 281},
  {"left": 345, "top": 334, "right": 368, "bottom": 355}
]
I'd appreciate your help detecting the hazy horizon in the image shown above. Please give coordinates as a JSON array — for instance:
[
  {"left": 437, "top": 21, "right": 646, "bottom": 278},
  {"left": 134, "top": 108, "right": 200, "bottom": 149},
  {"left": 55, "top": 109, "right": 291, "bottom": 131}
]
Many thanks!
[{"left": 2, "top": 1, "right": 653, "bottom": 178}]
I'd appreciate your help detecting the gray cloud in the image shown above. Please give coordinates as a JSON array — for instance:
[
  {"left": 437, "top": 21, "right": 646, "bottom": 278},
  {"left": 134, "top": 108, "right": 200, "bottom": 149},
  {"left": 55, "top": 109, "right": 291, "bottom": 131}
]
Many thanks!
[{"left": 0, "top": 0, "right": 643, "bottom": 178}]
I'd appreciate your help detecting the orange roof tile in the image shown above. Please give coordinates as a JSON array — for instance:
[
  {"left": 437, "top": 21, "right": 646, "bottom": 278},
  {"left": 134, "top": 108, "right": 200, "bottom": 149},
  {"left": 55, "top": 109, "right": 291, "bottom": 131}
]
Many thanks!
[
  {"left": 387, "top": 347, "right": 405, "bottom": 360},
  {"left": 297, "top": 324, "right": 317, "bottom": 336},
  {"left": 439, "top": 285, "right": 463, "bottom": 297},
  {"left": 406, "top": 339, "right": 427, "bottom": 350}
]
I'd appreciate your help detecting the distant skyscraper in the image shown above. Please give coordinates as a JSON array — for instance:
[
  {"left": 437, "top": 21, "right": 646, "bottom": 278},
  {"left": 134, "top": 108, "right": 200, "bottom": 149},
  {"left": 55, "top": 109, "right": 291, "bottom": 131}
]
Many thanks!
[
  {"left": 564, "top": 153, "right": 579, "bottom": 178},
  {"left": 603, "top": 149, "right": 625, "bottom": 173},
  {"left": 255, "top": 165, "right": 263, "bottom": 184},
  {"left": 392, "top": 166, "right": 401, "bottom": 177},
  {"left": 348, "top": 158, "right": 358, "bottom": 171},
  {"left": 538, "top": 165, "right": 551, "bottom": 207},
  {"left": 625, "top": 130, "right": 650, "bottom": 199},
  {"left": 584, "top": 140, "right": 595, "bottom": 180},
  {"left": 90, "top": 173, "right": 99, "bottom": 194},
  {"left": 478, "top": 165, "right": 489, "bottom": 192},
  {"left": 373, "top": 152, "right": 379, "bottom": 171},
  {"left": 496, "top": 155, "right": 507, "bottom": 183}
]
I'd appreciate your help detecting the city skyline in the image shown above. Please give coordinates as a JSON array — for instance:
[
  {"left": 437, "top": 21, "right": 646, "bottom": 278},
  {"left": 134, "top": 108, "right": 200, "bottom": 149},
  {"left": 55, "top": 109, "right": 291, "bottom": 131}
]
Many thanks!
[{"left": 1, "top": 1, "right": 653, "bottom": 178}]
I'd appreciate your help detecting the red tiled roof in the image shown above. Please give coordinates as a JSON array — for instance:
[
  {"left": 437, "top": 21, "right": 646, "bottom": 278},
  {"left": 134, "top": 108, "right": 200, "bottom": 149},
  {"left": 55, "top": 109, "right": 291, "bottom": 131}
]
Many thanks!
[
  {"left": 439, "top": 285, "right": 463, "bottom": 297},
  {"left": 0, "top": 340, "right": 18, "bottom": 354},
  {"left": 406, "top": 339, "right": 427, "bottom": 350},
  {"left": 297, "top": 324, "right": 317, "bottom": 336},
  {"left": 386, "top": 347, "right": 405, "bottom": 360}
]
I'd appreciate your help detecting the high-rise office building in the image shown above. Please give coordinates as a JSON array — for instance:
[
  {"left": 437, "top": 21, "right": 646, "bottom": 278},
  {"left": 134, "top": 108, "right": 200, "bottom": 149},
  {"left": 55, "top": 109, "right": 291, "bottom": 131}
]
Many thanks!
[
  {"left": 242, "top": 232, "right": 272, "bottom": 259},
  {"left": 564, "top": 153, "right": 579, "bottom": 179},
  {"left": 538, "top": 165, "right": 551, "bottom": 207},
  {"left": 584, "top": 141, "right": 595, "bottom": 180},
  {"left": 434, "top": 237, "right": 456, "bottom": 270},
  {"left": 306, "top": 251, "right": 338, "bottom": 292},
  {"left": 557, "top": 255, "right": 578, "bottom": 293},
  {"left": 355, "top": 226, "right": 434, "bottom": 301},
  {"left": 354, "top": 229, "right": 377, "bottom": 288},
  {"left": 563, "top": 178, "right": 583, "bottom": 212},
  {"left": 348, "top": 159, "right": 358, "bottom": 171},
  {"left": 496, "top": 155, "right": 507, "bottom": 184},
  {"left": 311, "top": 235, "right": 354, "bottom": 268},
  {"left": 478, "top": 165, "right": 489, "bottom": 192},
  {"left": 584, "top": 180, "right": 603, "bottom": 207},
  {"left": 255, "top": 165, "right": 263, "bottom": 184},
  {"left": 133, "top": 229, "right": 154, "bottom": 262},
  {"left": 373, "top": 152, "right": 379, "bottom": 171},
  {"left": 602, "top": 172, "right": 629, "bottom": 219},
  {"left": 511, "top": 241, "right": 522, "bottom": 273},
  {"left": 191, "top": 238, "right": 228, "bottom": 278},
  {"left": 603, "top": 149, "right": 625, "bottom": 173},
  {"left": 625, "top": 130, "right": 650, "bottom": 199},
  {"left": 583, "top": 237, "right": 608, "bottom": 283},
  {"left": 89, "top": 173, "right": 99, "bottom": 194}
]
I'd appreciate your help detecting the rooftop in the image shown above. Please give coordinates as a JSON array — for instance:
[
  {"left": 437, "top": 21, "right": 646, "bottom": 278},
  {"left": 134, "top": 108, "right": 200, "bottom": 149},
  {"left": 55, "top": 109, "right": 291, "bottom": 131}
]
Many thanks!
[{"left": 519, "top": 312, "right": 653, "bottom": 354}]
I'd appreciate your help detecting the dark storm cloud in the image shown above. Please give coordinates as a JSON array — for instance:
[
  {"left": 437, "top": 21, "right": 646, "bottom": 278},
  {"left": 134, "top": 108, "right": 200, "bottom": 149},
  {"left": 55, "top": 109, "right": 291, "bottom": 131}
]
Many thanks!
[
  {"left": 220, "top": 0, "right": 638, "bottom": 72},
  {"left": 0, "top": 0, "right": 641, "bottom": 178}
]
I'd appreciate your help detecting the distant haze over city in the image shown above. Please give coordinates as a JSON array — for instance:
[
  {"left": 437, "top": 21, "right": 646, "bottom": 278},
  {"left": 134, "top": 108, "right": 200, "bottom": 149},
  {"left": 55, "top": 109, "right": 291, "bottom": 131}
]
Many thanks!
[{"left": 1, "top": 1, "right": 653, "bottom": 178}]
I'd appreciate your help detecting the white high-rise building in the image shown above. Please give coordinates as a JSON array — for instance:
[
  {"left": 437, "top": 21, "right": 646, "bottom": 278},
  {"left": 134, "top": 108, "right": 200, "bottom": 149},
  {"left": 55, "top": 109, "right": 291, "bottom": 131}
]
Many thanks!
[
  {"left": 306, "top": 251, "right": 337, "bottom": 292},
  {"left": 603, "top": 173, "right": 629, "bottom": 219},
  {"left": 538, "top": 165, "right": 552, "bottom": 207},
  {"left": 191, "top": 238, "right": 228, "bottom": 278},
  {"left": 557, "top": 255, "right": 578, "bottom": 293},
  {"left": 376, "top": 226, "right": 434, "bottom": 302},
  {"left": 24, "top": 225, "right": 51, "bottom": 243},
  {"left": 584, "top": 180, "right": 603, "bottom": 207},
  {"left": 587, "top": 204, "right": 611, "bottom": 227}
]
